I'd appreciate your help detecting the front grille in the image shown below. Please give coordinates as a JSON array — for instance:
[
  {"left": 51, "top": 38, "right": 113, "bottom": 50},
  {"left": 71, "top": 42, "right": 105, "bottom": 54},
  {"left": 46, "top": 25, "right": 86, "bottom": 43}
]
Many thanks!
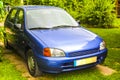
[{"left": 68, "top": 49, "right": 99, "bottom": 57}]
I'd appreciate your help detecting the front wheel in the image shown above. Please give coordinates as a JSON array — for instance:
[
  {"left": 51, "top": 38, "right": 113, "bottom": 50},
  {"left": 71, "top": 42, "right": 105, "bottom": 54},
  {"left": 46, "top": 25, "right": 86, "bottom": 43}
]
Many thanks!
[{"left": 26, "top": 49, "right": 42, "bottom": 77}]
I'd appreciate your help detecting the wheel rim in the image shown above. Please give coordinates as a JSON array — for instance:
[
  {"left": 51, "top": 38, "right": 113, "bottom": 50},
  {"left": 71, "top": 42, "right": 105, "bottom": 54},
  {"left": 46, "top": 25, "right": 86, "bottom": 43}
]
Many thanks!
[{"left": 28, "top": 56, "right": 35, "bottom": 71}]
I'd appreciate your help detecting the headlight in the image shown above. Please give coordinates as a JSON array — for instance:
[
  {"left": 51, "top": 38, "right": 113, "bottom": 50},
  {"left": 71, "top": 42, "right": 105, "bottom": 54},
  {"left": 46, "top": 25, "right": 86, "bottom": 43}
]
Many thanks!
[
  {"left": 100, "top": 41, "right": 106, "bottom": 50},
  {"left": 43, "top": 48, "right": 65, "bottom": 57}
]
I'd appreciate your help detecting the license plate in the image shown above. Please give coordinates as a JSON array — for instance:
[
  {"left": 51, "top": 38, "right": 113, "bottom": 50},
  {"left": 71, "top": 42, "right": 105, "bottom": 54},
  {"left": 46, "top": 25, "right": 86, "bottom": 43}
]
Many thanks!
[{"left": 74, "top": 56, "right": 97, "bottom": 67}]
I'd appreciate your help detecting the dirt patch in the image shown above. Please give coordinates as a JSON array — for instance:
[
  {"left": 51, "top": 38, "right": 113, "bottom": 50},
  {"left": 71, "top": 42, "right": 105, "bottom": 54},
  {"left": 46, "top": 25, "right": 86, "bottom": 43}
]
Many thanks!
[
  {"left": 0, "top": 22, "right": 4, "bottom": 27},
  {"left": 3, "top": 50, "right": 40, "bottom": 80},
  {"left": 96, "top": 65, "right": 117, "bottom": 76}
]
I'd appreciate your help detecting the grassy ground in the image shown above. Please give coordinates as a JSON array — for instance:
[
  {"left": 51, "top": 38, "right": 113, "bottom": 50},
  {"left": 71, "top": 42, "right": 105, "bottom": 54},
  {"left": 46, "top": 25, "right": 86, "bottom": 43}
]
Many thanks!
[
  {"left": 0, "top": 27, "right": 26, "bottom": 80},
  {"left": 0, "top": 59, "right": 27, "bottom": 80},
  {"left": 88, "top": 28, "right": 120, "bottom": 48},
  {"left": 0, "top": 27, "right": 120, "bottom": 80}
]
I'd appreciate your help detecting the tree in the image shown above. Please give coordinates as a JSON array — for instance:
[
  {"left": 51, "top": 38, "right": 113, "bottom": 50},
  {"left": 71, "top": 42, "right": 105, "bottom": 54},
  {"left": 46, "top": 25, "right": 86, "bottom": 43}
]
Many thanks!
[{"left": 2, "top": 0, "right": 21, "bottom": 6}]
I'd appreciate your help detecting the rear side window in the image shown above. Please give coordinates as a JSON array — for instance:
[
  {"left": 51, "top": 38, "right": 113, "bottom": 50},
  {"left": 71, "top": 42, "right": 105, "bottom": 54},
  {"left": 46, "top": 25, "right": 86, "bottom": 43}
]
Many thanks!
[
  {"left": 7, "top": 9, "right": 17, "bottom": 23},
  {"left": 16, "top": 10, "right": 24, "bottom": 24},
  {"left": 15, "top": 10, "right": 24, "bottom": 30}
]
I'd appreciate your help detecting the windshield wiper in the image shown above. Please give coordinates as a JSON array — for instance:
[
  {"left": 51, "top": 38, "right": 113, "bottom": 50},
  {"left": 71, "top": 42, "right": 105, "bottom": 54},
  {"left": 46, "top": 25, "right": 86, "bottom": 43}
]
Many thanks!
[
  {"left": 29, "top": 27, "right": 50, "bottom": 30},
  {"left": 52, "top": 25, "right": 79, "bottom": 29}
]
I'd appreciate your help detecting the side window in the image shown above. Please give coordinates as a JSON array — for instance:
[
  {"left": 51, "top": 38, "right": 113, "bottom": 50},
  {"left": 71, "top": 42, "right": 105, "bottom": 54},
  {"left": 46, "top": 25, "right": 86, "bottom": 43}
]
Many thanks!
[
  {"left": 8, "top": 9, "right": 17, "bottom": 23},
  {"left": 16, "top": 10, "right": 24, "bottom": 24},
  {"left": 15, "top": 10, "right": 24, "bottom": 30}
]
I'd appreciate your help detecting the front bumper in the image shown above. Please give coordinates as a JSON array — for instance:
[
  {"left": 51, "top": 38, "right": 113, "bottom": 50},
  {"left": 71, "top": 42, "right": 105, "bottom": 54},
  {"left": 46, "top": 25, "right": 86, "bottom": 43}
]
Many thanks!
[{"left": 35, "top": 49, "right": 107, "bottom": 73}]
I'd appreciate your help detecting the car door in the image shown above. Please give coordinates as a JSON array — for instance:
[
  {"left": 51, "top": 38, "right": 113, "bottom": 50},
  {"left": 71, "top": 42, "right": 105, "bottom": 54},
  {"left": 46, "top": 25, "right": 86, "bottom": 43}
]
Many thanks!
[
  {"left": 13, "top": 9, "right": 26, "bottom": 57},
  {"left": 4, "top": 8, "right": 18, "bottom": 47},
  {"left": 5, "top": 8, "right": 26, "bottom": 58}
]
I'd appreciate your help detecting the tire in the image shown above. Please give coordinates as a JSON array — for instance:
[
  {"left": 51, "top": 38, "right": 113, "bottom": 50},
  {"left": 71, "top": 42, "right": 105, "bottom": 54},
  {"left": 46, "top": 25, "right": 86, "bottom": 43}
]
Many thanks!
[{"left": 26, "top": 49, "right": 42, "bottom": 77}]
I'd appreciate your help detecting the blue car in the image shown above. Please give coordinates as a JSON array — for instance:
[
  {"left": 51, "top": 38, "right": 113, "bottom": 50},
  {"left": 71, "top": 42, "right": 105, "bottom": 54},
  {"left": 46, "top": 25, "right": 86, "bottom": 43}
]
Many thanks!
[{"left": 4, "top": 5, "right": 107, "bottom": 77}]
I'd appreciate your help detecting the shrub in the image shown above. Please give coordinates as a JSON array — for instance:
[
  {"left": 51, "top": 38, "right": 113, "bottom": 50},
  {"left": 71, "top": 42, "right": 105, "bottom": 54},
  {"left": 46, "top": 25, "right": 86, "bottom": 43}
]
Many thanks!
[
  {"left": 2, "top": 0, "right": 21, "bottom": 6},
  {"left": 0, "top": 1, "right": 4, "bottom": 21},
  {"left": 79, "top": 0, "right": 116, "bottom": 28}
]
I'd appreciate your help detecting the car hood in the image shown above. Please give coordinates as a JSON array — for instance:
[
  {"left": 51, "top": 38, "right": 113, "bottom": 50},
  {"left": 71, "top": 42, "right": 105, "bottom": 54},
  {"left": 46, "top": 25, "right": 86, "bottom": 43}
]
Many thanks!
[{"left": 30, "top": 27, "right": 102, "bottom": 53}]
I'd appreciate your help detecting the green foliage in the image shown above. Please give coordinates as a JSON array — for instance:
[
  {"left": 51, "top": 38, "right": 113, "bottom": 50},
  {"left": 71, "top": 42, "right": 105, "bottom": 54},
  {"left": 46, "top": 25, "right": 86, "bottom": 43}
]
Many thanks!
[
  {"left": 0, "top": 1, "right": 4, "bottom": 21},
  {"left": 2, "top": 0, "right": 21, "bottom": 6},
  {"left": 64, "top": 0, "right": 82, "bottom": 19},
  {"left": 80, "top": 0, "right": 116, "bottom": 28}
]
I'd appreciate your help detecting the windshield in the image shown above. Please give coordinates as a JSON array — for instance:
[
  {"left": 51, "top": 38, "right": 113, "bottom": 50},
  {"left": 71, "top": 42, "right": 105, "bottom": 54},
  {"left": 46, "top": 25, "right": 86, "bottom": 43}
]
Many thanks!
[{"left": 26, "top": 8, "right": 79, "bottom": 29}]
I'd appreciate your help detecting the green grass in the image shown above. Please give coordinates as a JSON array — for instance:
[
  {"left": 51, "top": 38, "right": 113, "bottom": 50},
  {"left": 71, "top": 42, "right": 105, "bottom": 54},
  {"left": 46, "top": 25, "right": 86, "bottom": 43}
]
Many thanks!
[
  {"left": 1, "top": 27, "right": 120, "bottom": 80},
  {"left": 0, "top": 59, "right": 27, "bottom": 80},
  {"left": 88, "top": 28, "right": 120, "bottom": 48}
]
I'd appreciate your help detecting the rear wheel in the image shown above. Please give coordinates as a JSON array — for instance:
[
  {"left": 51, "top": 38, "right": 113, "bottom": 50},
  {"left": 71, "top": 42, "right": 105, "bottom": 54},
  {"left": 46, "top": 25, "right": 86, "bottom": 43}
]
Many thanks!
[{"left": 26, "top": 49, "right": 42, "bottom": 77}]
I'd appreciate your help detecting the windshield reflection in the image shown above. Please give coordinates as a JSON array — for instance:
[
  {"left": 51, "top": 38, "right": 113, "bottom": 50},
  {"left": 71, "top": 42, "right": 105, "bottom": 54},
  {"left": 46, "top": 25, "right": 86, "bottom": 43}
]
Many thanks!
[{"left": 26, "top": 9, "right": 79, "bottom": 29}]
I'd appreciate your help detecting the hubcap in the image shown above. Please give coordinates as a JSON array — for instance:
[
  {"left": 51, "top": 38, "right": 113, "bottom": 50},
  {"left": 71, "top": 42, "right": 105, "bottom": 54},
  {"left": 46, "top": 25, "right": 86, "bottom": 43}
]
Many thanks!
[{"left": 28, "top": 56, "right": 35, "bottom": 71}]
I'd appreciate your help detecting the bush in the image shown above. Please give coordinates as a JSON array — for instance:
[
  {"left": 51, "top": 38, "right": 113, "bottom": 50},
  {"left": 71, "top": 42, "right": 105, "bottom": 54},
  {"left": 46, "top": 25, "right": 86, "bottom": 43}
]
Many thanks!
[
  {"left": 0, "top": 1, "right": 5, "bottom": 21},
  {"left": 2, "top": 0, "right": 21, "bottom": 6},
  {"left": 79, "top": 0, "right": 116, "bottom": 28}
]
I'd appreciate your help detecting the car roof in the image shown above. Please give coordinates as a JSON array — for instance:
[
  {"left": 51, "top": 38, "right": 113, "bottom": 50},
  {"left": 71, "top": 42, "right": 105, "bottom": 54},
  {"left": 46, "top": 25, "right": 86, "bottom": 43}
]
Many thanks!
[{"left": 15, "top": 5, "right": 62, "bottom": 10}]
